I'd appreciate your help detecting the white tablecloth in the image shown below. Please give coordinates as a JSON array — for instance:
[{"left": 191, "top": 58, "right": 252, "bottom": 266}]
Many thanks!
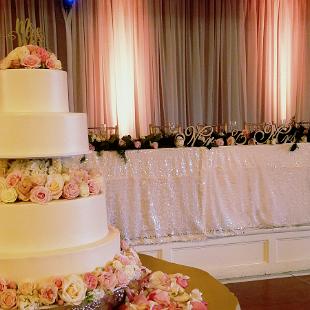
[{"left": 100, "top": 144, "right": 310, "bottom": 245}]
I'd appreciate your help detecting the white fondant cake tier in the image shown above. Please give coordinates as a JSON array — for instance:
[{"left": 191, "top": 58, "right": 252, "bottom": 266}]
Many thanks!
[
  {"left": 0, "top": 70, "right": 69, "bottom": 113},
  {"left": 0, "top": 195, "right": 108, "bottom": 253},
  {"left": 0, "top": 227, "right": 120, "bottom": 282},
  {"left": 0, "top": 113, "right": 89, "bottom": 158}
]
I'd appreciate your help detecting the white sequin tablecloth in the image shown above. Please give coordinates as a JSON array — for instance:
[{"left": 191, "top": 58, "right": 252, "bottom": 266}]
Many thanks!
[{"left": 100, "top": 144, "right": 310, "bottom": 245}]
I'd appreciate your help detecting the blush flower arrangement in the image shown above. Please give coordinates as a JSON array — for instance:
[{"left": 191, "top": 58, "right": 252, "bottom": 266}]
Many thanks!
[
  {"left": 0, "top": 45, "right": 62, "bottom": 70},
  {"left": 0, "top": 243, "right": 208, "bottom": 309},
  {"left": 0, "top": 157, "right": 103, "bottom": 204}
]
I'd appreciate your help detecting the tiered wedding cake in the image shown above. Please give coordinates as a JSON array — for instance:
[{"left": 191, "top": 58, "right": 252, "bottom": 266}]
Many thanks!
[{"left": 0, "top": 50, "right": 120, "bottom": 283}]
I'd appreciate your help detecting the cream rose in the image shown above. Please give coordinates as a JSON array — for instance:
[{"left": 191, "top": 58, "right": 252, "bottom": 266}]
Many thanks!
[
  {"left": 60, "top": 275, "right": 87, "bottom": 306},
  {"left": 0, "top": 58, "right": 11, "bottom": 70},
  {"left": 148, "top": 271, "right": 171, "bottom": 290},
  {"left": 15, "top": 46, "right": 30, "bottom": 60},
  {"left": 30, "top": 174, "right": 47, "bottom": 186},
  {"left": 1, "top": 188, "right": 18, "bottom": 203},
  {"left": 79, "top": 182, "right": 90, "bottom": 197},
  {"left": 0, "top": 289, "right": 16, "bottom": 309},
  {"left": 16, "top": 176, "right": 33, "bottom": 202},
  {"left": 0, "top": 177, "right": 7, "bottom": 193},
  {"left": 18, "top": 282, "right": 36, "bottom": 296},
  {"left": 45, "top": 174, "right": 64, "bottom": 200}
]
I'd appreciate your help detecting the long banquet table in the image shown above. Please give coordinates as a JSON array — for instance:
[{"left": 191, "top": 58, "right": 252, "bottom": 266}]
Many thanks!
[{"left": 100, "top": 144, "right": 310, "bottom": 245}]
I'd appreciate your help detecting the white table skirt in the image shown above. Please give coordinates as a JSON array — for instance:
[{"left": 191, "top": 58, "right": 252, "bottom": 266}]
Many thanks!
[{"left": 100, "top": 144, "right": 310, "bottom": 245}]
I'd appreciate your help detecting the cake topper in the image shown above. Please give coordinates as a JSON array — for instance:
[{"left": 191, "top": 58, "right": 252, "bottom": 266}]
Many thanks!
[{"left": 7, "top": 18, "right": 45, "bottom": 47}]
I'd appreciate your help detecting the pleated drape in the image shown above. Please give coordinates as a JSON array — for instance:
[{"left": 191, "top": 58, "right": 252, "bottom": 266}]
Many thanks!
[{"left": 1, "top": 0, "right": 310, "bottom": 136}]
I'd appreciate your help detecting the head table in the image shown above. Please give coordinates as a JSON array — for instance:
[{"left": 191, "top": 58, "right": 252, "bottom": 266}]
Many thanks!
[{"left": 100, "top": 144, "right": 310, "bottom": 246}]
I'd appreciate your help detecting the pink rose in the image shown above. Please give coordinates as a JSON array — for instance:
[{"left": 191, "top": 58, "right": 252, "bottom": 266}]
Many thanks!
[
  {"left": 89, "top": 143, "right": 95, "bottom": 151},
  {"left": 46, "top": 57, "right": 57, "bottom": 69},
  {"left": 0, "top": 278, "right": 7, "bottom": 292},
  {"left": 0, "top": 289, "right": 16, "bottom": 309},
  {"left": 148, "top": 289, "right": 170, "bottom": 305},
  {"left": 116, "top": 254, "right": 131, "bottom": 265},
  {"left": 6, "top": 170, "right": 22, "bottom": 188},
  {"left": 39, "top": 284, "right": 58, "bottom": 305},
  {"left": 30, "top": 185, "right": 52, "bottom": 204},
  {"left": 176, "top": 276, "right": 188, "bottom": 288},
  {"left": 54, "top": 278, "right": 63, "bottom": 289},
  {"left": 62, "top": 181, "right": 80, "bottom": 199},
  {"left": 191, "top": 301, "right": 208, "bottom": 310},
  {"left": 121, "top": 240, "right": 130, "bottom": 251},
  {"left": 133, "top": 294, "right": 148, "bottom": 306},
  {"left": 32, "top": 47, "right": 49, "bottom": 63},
  {"left": 70, "top": 169, "right": 89, "bottom": 184},
  {"left": 21, "top": 54, "right": 41, "bottom": 68},
  {"left": 88, "top": 179, "right": 100, "bottom": 195},
  {"left": 115, "top": 270, "right": 129, "bottom": 286},
  {"left": 150, "top": 141, "right": 159, "bottom": 149},
  {"left": 134, "top": 140, "right": 141, "bottom": 149},
  {"left": 98, "top": 271, "right": 118, "bottom": 291},
  {"left": 215, "top": 138, "right": 224, "bottom": 146},
  {"left": 83, "top": 273, "right": 98, "bottom": 290}
]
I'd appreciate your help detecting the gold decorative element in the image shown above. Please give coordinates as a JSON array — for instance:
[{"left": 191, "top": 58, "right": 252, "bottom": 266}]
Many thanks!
[{"left": 7, "top": 18, "right": 45, "bottom": 47}]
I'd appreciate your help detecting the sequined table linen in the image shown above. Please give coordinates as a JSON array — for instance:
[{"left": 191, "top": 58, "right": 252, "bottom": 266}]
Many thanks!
[{"left": 100, "top": 144, "right": 310, "bottom": 245}]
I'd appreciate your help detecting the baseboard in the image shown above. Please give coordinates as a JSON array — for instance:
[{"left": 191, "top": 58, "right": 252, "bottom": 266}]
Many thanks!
[{"left": 134, "top": 226, "right": 310, "bottom": 280}]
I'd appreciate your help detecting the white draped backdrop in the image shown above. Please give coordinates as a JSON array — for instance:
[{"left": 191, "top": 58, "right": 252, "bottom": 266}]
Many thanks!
[{"left": 1, "top": 0, "right": 310, "bottom": 136}]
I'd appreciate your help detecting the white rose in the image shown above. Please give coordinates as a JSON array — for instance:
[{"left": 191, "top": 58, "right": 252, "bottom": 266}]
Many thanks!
[
  {"left": 60, "top": 275, "right": 86, "bottom": 306},
  {"left": 15, "top": 46, "right": 30, "bottom": 61},
  {"left": 112, "top": 260, "right": 123, "bottom": 270},
  {"left": 79, "top": 182, "right": 90, "bottom": 197},
  {"left": 88, "top": 289, "right": 105, "bottom": 301},
  {"left": 6, "top": 48, "right": 19, "bottom": 61},
  {"left": 0, "top": 188, "right": 17, "bottom": 203},
  {"left": 0, "top": 177, "right": 7, "bottom": 193},
  {"left": 49, "top": 53, "right": 57, "bottom": 61},
  {"left": 171, "top": 292, "right": 190, "bottom": 303},
  {"left": 54, "top": 60, "right": 62, "bottom": 70},
  {"left": 18, "top": 295, "right": 39, "bottom": 310},
  {"left": 51, "top": 159, "right": 62, "bottom": 174},
  {"left": 62, "top": 173, "right": 70, "bottom": 183},
  {"left": 190, "top": 289, "right": 203, "bottom": 301},
  {"left": 124, "top": 265, "right": 140, "bottom": 281},
  {"left": 0, "top": 58, "right": 11, "bottom": 70}
]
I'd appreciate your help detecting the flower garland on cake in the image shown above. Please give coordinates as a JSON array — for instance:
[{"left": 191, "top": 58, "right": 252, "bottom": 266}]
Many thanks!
[
  {"left": 0, "top": 243, "right": 208, "bottom": 310},
  {"left": 0, "top": 157, "right": 103, "bottom": 204}
]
